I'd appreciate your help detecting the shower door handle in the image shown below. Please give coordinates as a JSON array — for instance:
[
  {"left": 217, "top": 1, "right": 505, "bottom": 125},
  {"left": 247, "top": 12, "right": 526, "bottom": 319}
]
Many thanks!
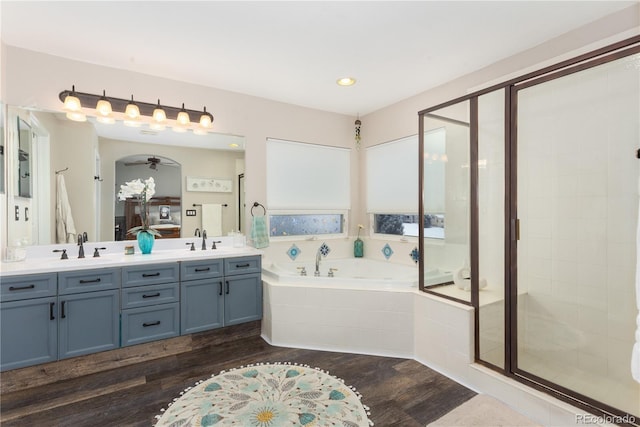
[{"left": 511, "top": 219, "right": 520, "bottom": 241}]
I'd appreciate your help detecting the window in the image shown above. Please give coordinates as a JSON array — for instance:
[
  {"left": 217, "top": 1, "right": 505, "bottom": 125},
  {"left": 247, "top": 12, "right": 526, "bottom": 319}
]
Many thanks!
[
  {"left": 366, "top": 133, "right": 445, "bottom": 239},
  {"left": 269, "top": 211, "right": 344, "bottom": 237},
  {"left": 266, "top": 138, "right": 350, "bottom": 238}
]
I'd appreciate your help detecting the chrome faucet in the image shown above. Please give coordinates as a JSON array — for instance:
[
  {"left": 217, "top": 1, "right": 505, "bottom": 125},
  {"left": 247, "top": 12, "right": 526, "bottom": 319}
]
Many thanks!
[
  {"left": 315, "top": 247, "right": 322, "bottom": 277},
  {"left": 77, "top": 234, "right": 85, "bottom": 259},
  {"left": 201, "top": 230, "right": 207, "bottom": 250}
]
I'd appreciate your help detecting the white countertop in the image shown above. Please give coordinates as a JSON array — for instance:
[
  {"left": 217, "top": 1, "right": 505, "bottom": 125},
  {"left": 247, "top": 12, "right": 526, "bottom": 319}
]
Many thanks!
[{"left": 1, "top": 237, "right": 262, "bottom": 277}]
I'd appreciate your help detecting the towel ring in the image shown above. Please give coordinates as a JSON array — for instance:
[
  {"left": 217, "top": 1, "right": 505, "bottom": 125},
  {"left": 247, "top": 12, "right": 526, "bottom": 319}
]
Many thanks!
[{"left": 251, "top": 202, "right": 266, "bottom": 217}]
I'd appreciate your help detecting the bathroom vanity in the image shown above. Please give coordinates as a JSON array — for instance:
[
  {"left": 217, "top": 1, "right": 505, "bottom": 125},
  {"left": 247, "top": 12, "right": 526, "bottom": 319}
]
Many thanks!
[{"left": 0, "top": 245, "right": 262, "bottom": 372}]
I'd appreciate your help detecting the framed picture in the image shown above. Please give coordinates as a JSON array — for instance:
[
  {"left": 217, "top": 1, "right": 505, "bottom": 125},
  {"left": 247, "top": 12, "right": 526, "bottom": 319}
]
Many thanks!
[
  {"left": 159, "top": 205, "right": 171, "bottom": 220},
  {"left": 186, "top": 176, "right": 232, "bottom": 193}
]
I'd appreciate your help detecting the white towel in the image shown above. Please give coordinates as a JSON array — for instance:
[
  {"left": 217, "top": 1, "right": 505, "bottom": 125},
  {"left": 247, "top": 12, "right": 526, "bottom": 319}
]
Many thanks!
[
  {"left": 201, "top": 204, "right": 222, "bottom": 236},
  {"left": 453, "top": 265, "right": 487, "bottom": 292},
  {"left": 632, "top": 171, "right": 640, "bottom": 383},
  {"left": 55, "top": 174, "right": 77, "bottom": 243}
]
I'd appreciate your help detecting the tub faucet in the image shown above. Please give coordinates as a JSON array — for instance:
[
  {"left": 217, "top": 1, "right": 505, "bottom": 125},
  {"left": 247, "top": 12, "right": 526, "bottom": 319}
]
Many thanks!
[
  {"left": 201, "top": 230, "right": 207, "bottom": 250},
  {"left": 315, "top": 248, "right": 322, "bottom": 277},
  {"left": 77, "top": 234, "right": 85, "bottom": 259}
]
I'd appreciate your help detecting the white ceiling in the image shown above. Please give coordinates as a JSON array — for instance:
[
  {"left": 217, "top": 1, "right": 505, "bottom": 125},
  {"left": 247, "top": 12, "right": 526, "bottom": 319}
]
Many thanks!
[{"left": 1, "top": 1, "right": 636, "bottom": 117}]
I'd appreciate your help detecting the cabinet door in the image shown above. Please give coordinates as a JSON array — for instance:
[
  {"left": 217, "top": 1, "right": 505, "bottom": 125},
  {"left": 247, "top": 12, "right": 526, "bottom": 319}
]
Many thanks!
[
  {"left": 224, "top": 273, "right": 262, "bottom": 326},
  {"left": 58, "top": 289, "right": 119, "bottom": 360},
  {"left": 181, "top": 278, "right": 224, "bottom": 334},
  {"left": 1, "top": 297, "right": 57, "bottom": 371}
]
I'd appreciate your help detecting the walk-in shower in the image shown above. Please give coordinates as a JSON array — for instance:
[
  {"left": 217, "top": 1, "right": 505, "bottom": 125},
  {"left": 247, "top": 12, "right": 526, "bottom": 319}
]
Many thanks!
[{"left": 418, "top": 36, "right": 640, "bottom": 422}]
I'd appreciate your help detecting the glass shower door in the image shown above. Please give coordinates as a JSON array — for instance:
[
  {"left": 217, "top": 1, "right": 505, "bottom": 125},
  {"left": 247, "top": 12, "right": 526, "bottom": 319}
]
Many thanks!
[{"left": 515, "top": 52, "right": 640, "bottom": 417}]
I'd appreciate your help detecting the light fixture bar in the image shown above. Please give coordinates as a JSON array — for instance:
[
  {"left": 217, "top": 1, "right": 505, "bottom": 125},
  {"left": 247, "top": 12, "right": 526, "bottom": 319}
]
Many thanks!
[{"left": 58, "top": 89, "right": 214, "bottom": 124}]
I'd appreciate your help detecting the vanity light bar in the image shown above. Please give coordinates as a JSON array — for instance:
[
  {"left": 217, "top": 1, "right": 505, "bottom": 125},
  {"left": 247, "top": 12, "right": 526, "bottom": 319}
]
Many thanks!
[{"left": 58, "top": 88, "right": 214, "bottom": 128}]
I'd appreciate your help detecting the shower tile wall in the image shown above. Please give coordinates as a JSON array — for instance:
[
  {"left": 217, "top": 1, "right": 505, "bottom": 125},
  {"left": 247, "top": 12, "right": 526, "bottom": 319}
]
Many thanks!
[{"left": 517, "top": 54, "right": 639, "bottom": 415}]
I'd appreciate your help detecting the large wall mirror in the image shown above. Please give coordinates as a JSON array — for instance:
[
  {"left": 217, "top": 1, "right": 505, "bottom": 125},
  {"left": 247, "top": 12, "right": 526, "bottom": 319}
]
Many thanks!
[{"left": 4, "top": 106, "right": 245, "bottom": 249}]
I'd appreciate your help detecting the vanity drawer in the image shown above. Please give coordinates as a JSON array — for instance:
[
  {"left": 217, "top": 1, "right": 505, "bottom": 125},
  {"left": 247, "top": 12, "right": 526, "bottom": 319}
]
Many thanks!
[
  {"left": 58, "top": 268, "right": 120, "bottom": 295},
  {"left": 180, "top": 259, "right": 224, "bottom": 281},
  {"left": 1, "top": 273, "right": 57, "bottom": 302},
  {"left": 224, "top": 256, "right": 261, "bottom": 276},
  {"left": 122, "top": 263, "right": 179, "bottom": 288},
  {"left": 121, "top": 303, "right": 180, "bottom": 347},
  {"left": 121, "top": 282, "right": 179, "bottom": 309}
]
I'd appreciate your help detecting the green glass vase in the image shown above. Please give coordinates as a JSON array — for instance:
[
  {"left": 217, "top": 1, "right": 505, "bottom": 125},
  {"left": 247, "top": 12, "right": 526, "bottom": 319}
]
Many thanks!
[
  {"left": 137, "top": 230, "right": 155, "bottom": 254},
  {"left": 354, "top": 238, "right": 364, "bottom": 258}
]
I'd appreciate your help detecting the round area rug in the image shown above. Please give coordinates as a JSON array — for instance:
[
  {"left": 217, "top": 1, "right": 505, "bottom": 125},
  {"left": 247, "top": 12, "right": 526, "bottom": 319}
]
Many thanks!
[{"left": 155, "top": 362, "right": 373, "bottom": 427}]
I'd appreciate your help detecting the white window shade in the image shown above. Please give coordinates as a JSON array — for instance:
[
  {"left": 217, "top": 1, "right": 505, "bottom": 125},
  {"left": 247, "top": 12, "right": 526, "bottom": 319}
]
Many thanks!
[
  {"left": 266, "top": 138, "right": 350, "bottom": 210},
  {"left": 366, "top": 135, "right": 418, "bottom": 213}
]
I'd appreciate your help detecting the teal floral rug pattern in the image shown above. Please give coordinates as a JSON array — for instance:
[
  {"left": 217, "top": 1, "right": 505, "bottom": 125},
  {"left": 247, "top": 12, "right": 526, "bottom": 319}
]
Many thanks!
[{"left": 155, "top": 362, "right": 373, "bottom": 426}]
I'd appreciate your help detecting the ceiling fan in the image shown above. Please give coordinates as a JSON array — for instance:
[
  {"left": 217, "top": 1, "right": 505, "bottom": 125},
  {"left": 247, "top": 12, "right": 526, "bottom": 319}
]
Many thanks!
[{"left": 123, "top": 156, "right": 178, "bottom": 170}]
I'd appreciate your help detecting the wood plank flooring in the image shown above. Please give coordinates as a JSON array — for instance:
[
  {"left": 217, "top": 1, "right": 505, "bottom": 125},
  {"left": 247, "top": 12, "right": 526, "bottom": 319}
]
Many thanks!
[{"left": 0, "top": 324, "right": 476, "bottom": 426}]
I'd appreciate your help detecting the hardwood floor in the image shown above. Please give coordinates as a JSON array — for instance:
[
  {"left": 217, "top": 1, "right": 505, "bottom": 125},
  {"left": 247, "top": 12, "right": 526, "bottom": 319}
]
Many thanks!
[{"left": 0, "top": 324, "right": 476, "bottom": 426}]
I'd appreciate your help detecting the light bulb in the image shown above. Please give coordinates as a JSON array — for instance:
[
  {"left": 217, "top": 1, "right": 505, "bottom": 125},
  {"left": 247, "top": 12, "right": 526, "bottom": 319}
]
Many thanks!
[
  {"left": 125, "top": 95, "right": 140, "bottom": 119},
  {"left": 95, "top": 90, "right": 112, "bottom": 116},
  {"left": 66, "top": 111, "right": 87, "bottom": 122},
  {"left": 199, "top": 107, "right": 212, "bottom": 128},
  {"left": 177, "top": 103, "right": 190, "bottom": 125},
  {"left": 63, "top": 85, "right": 82, "bottom": 112},
  {"left": 153, "top": 99, "right": 166, "bottom": 123},
  {"left": 336, "top": 77, "right": 356, "bottom": 86},
  {"left": 123, "top": 119, "right": 142, "bottom": 128},
  {"left": 96, "top": 116, "right": 115, "bottom": 124}
]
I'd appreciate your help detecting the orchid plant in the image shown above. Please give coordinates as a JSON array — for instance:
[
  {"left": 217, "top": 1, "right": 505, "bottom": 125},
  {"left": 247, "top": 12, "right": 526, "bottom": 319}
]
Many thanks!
[{"left": 117, "top": 177, "right": 161, "bottom": 237}]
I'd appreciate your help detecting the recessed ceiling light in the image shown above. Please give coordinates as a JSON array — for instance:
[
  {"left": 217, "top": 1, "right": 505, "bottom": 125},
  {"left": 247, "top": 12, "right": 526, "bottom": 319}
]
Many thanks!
[{"left": 336, "top": 77, "right": 356, "bottom": 86}]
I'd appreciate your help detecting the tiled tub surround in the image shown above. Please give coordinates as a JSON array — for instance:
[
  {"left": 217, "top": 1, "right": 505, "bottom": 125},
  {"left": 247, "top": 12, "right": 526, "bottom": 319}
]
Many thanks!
[{"left": 263, "top": 278, "right": 415, "bottom": 358}]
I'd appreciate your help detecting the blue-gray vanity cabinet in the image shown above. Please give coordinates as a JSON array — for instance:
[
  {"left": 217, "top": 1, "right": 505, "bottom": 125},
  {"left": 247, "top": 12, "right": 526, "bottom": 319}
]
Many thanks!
[
  {"left": 223, "top": 256, "right": 262, "bottom": 326},
  {"left": 180, "top": 259, "right": 224, "bottom": 335},
  {"left": 121, "top": 263, "right": 180, "bottom": 346},
  {"left": 57, "top": 268, "right": 120, "bottom": 360},
  {"left": 0, "top": 273, "right": 58, "bottom": 371}
]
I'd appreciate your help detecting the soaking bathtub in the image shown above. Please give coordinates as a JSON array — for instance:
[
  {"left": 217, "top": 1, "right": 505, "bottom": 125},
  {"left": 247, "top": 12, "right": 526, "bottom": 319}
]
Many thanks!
[{"left": 262, "top": 257, "right": 453, "bottom": 357}]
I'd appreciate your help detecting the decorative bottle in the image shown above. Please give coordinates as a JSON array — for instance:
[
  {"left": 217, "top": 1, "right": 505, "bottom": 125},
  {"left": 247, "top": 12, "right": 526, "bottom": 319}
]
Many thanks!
[{"left": 354, "top": 224, "right": 364, "bottom": 258}]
